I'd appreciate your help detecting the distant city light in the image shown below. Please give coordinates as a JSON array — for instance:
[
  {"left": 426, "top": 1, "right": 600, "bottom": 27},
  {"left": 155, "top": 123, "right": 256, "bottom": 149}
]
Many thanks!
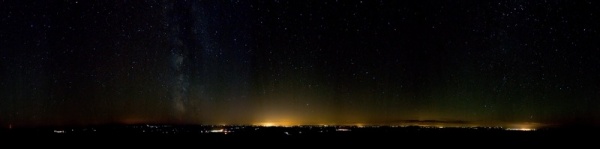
[
  {"left": 209, "top": 129, "right": 224, "bottom": 133},
  {"left": 336, "top": 128, "right": 351, "bottom": 132},
  {"left": 53, "top": 130, "right": 66, "bottom": 134},
  {"left": 260, "top": 123, "right": 276, "bottom": 127},
  {"left": 506, "top": 128, "right": 536, "bottom": 131}
]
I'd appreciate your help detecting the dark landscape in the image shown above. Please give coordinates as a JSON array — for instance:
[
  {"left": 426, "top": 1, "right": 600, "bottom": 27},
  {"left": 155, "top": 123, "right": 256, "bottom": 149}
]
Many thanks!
[{"left": 2, "top": 1, "right": 599, "bottom": 144}]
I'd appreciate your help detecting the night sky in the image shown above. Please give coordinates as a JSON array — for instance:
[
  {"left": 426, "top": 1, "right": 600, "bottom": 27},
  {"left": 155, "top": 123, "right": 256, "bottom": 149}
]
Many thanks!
[{"left": 1, "top": 0, "right": 600, "bottom": 127}]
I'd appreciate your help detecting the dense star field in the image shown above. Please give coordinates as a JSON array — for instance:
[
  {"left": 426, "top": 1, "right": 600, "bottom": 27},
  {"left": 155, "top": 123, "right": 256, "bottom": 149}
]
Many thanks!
[{"left": 1, "top": 0, "right": 599, "bottom": 127}]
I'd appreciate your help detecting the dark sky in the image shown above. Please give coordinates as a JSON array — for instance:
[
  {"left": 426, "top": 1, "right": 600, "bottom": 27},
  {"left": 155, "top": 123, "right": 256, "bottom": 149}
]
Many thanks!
[{"left": 1, "top": 0, "right": 599, "bottom": 127}]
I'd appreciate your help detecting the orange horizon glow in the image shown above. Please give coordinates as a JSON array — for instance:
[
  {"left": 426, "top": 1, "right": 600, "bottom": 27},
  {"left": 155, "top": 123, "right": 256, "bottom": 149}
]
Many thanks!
[{"left": 112, "top": 116, "right": 548, "bottom": 130}]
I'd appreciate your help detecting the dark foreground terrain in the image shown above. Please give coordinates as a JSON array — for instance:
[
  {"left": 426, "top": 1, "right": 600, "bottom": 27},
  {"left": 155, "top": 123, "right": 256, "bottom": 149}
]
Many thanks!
[{"left": 1, "top": 125, "right": 597, "bottom": 145}]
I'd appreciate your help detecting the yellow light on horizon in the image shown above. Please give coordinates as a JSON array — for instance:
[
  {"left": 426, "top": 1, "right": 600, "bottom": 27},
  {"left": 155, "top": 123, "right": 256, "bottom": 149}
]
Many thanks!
[
  {"left": 355, "top": 123, "right": 365, "bottom": 128},
  {"left": 506, "top": 128, "right": 536, "bottom": 131},
  {"left": 254, "top": 121, "right": 295, "bottom": 127},
  {"left": 260, "top": 122, "right": 276, "bottom": 127}
]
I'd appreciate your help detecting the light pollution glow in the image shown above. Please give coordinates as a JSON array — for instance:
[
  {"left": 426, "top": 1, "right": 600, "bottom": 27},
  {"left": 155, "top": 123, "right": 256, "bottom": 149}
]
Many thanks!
[{"left": 110, "top": 104, "right": 548, "bottom": 130}]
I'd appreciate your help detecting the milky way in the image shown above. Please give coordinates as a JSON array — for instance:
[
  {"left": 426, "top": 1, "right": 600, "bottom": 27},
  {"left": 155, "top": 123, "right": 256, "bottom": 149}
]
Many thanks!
[{"left": 166, "top": 2, "right": 191, "bottom": 117}]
